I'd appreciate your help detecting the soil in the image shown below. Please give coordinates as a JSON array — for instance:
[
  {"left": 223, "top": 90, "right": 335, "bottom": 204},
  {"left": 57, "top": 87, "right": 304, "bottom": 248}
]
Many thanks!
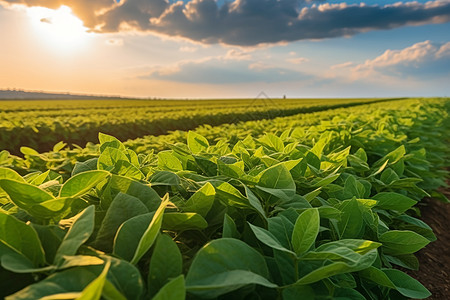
[{"left": 405, "top": 190, "right": 450, "bottom": 299}]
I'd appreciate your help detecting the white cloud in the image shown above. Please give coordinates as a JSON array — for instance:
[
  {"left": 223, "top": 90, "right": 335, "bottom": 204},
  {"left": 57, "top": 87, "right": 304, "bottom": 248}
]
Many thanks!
[{"left": 286, "top": 57, "right": 309, "bottom": 64}]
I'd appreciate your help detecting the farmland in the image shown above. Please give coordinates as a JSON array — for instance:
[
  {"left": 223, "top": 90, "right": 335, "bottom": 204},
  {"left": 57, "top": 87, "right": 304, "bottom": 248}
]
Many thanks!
[
  {"left": 0, "top": 97, "right": 449, "bottom": 299},
  {"left": 0, "top": 98, "right": 393, "bottom": 154}
]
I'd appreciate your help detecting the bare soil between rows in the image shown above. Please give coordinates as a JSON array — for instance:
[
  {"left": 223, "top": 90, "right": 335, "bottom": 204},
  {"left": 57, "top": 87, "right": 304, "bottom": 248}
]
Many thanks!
[{"left": 405, "top": 189, "right": 450, "bottom": 299}]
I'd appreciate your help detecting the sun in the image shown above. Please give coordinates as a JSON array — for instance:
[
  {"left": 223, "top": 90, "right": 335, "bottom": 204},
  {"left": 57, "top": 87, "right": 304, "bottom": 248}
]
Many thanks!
[{"left": 27, "top": 5, "right": 91, "bottom": 53}]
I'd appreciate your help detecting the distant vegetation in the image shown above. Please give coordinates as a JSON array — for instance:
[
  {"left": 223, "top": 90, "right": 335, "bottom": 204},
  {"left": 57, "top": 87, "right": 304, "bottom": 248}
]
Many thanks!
[
  {"left": 0, "top": 89, "right": 123, "bottom": 100},
  {"left": 0, "top": 97, "right": 397, "bottom": 154}
]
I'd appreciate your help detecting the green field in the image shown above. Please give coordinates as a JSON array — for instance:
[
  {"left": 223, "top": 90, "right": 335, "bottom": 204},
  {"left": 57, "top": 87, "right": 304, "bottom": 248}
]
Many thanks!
[
  {"left": 0, "top": 98, "right": 449, "bottom": 299},
  {"left": 0, "top": 98, "right": 396, "bottom": 154}
]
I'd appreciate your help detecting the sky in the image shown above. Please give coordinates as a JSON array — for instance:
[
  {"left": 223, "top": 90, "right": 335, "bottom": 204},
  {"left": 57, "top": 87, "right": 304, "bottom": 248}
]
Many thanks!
[{"left": 1, "top": 0, "right": 450, "bottom": 98}]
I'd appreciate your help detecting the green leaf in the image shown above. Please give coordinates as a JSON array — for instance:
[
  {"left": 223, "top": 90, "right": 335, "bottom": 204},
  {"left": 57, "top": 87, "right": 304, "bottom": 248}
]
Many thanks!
[
  {"left": 148, "top": 234, "right": 182, "bottom": 298},
  {"left": 105, "top": 175, "right": 161, "bottom": 211},
  {"left": 383, "top": 269, "right": 431, "bottom": 299},
  {"left": 379, "top": 230, "right": 430, "bottom": 255},
  {"left": 187, "top": 131, "right": 209, "bottom": 154},
  {"left": 130, "top": 194, "right": 170, "bottom": 265},
  {"left": 99, "top": 133, "right": 126, "bottom": 152},
  {"left": 54, "top": 206, "right": 95, "bottom": 264},
  {"left": 256, "top": 163, "right": 296, "bottom": 203},
  {"left": 0, "top": 212, "right": 45, "bottom": 267},
  {"left": 373, "top": 192, "right": 417, "bottom": 213},
  {"left": 248, "top": 223, "right": 294, "bottom": 255},
  {"left": 292, "top": 208, "right": 320, "bottom": 256},
  {"left": 75, "top": 259, "right": 111, "bottom": 300},
  {"left": 59, "top": 171, "right": 109, "bottom": 198},
  {"left": 153, "top": 275, "right": 185, "bottom": 300},
  {"left": 359, "top": 266, "right": 396, "bottom": 289},
  {"left": 6, "top": 267, "right": 98, "bottom": 300},
  {"left": 186, "top": 238, "right": 277, "bottom": 298},
  {"left": 0, "top": 179, "right": 56, "bottom": 218},
  {"left": 95, "top": 193, "right": 149, "bottom": 252},
  {"left": 336, "top": 198, "right": 364, "bottom": 239},
  {"left": 149, "top": 171, "right": 180, "bottom": 186},
  {"left": 162, "top": 213, "right": 208, "bottom": 231},
  {"left": 113, "top": 213, "right": 154, "bottom": 261},
  {"left": 223, "top": 214, "right": 240, "bottom": 239},
  {"left": 258, "top": 133, "right": 284, "bottom": 152},
  {"left": 183, "top": 182, "right": 215, "bottom": 218},
  {"left": 158, "top": 151, "right": 183, "bottom": 171},
  {"left": 0, "top": 167, "right": 24, "bottom": 182},
  {"left": 98, "top": 147, "right": 143, "bottom": 179}
]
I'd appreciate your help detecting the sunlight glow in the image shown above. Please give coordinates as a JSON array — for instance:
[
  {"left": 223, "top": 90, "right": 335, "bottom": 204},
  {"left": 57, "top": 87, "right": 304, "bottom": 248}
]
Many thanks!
[{"left": 27, "top": 6, "right": 91, "bottom": 53}]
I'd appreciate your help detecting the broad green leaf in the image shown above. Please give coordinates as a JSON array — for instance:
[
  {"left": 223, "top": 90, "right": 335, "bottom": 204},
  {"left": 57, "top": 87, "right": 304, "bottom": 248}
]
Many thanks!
[
  {"left": 130, "top": 194, "right": 170, "bottom": 265},
  {"left": 248, "top": 223, "right": 294, "bottom": 255},
  {"left": 373, "top": 192, "right": 417, "bottom": 213},
  {"left": 258, "top": 133, "right": 284, "bottom": 152},
  {"left": 295, "top": 247, "right": 378, "bottom": 285},
  {"left": 268, "top": 214, "right": 295, "bottom": 250},
  {"left": 292, "top": 208, "right": 320, "bottom": 256},
  {"left": 186, "top": 238, "right": 277, "bottom": 298},
  {"left": 148, "top": 234, "right": 182, "bottom": 298},
  {"left": 336, "top": 198, "right": 364, "bottom": 239},
  {"left": 0, "top": 179, "right": 55, "bottom": 218},
  {"left": 153, "top": 275, "right": 185, "bottom": 300},
  {"left": 223, "top": 214, "right": 240, "bottom": 239},
  {"left": 183, "top": 182, "right": 215, "bottom": 217},
  {"left": 149, "top": 171, "right": 180, "bottom": 186},
  {"left": 187, "top": 131, "right": 209, "bottom": 154},
  {"left": 95, "top": 193, "right": 149, "bottom": 252},
  {"left": 1, "top": 252, "right": 55, "bottom": 273},
  {"left": 30, "top": 224, "right": 65, "bottom": 264},
  {"left": 162, "top": 213, "right": 208, "bottom": 231},
  {"left": 158, "top": 151, "right": 183, "bottom": 171},
  {"left": 6, "top": 267, "right": 98, "bottom": 300},
  {"left": 383, "top": 269, "right": 431, "bottom": 299},
  {"left": 105, "top": 174, "right": 161, "bottom": 211},
  {"left": 57, "top": 256, "right": 104, "bottom": 270},
  {"left": 113, "top": 213, "right": 154, "bottom": 261},
  {"left": 257, "top": 163, "right": 296, "bottom": 198},
  {"left": 59, "top": 171, "right": 109, "bottom": 198},
  {"left": 98, "top": 147, "right": 143, "bottom": 179},
  {"left": 52, "top": 141, "right": 67, "bottom": 152},
  {"left": 244, "top": 186, "right": 267, "bottom": 220},
  {"left": 0, "top": 213, "right": 45, "bottom": 267},
  {"left": 379, "top": 230, "right": 430, "bottom": 255},
  {"left": 99, "top": 133, "right": 126, "bottom": 152},
  {"left": 75, "top": 259, "right": 111, "bottom": 300},
  {"left": 359, "top": 266, "right": 396, "bottom": 289},
  {"left": 54, "top": 206, "right": 96, "bottom": 264},
  {"left": 0, "top": 167, "right": 24, "bottom": 182}
]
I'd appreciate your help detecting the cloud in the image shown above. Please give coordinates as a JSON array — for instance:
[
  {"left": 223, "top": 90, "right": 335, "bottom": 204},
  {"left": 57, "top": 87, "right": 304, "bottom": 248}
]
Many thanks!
[
  {"left": 141, "top": 56, "right": 311, "bottom": 84},
  {"left": 286, "top": 57, "right": 309, "bottom": 64},
  {"left": 2, "top": 0, "right": 450, "bottom": 46},
  {"left": 354, "top": 40, "right": 450, "bottom": 78},
  {"left": 330, "top": 40, "right": 450, "bottom": 80}
]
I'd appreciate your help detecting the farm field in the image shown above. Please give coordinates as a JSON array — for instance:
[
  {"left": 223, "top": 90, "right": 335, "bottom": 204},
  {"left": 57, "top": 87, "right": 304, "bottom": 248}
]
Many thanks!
[
  {"left": 0, "top": 97, "right": 449, "bottom": 299},
  {"left": 0, "top": 98, "right": 393, "bottom": 154}
]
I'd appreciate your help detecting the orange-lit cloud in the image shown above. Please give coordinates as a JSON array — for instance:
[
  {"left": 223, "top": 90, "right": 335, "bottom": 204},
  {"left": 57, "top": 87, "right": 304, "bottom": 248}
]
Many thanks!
[{"left": 1, "top": 0, "right": 450, "bottom": 46}]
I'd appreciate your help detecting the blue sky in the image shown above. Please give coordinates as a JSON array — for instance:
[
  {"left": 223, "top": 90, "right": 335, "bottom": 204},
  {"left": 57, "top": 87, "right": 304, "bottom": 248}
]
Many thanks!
[{"left": 0, "top": 0, "right": 449, "bottom": 98}]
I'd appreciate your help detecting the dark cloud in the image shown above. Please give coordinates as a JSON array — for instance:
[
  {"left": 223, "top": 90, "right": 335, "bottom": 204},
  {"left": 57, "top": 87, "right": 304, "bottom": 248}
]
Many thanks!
[{"left": 2, "top": 0, "right": 450, "bottom": 46}]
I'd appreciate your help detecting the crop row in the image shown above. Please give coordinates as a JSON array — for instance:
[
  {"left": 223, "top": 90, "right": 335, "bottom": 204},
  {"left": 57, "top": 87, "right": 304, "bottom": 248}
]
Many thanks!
[
  {"left": 0, "top": 98, "right": 392, "bottom": 153},
  {"left": 0, "top": 98, "right": 448, "bottom": 299}
]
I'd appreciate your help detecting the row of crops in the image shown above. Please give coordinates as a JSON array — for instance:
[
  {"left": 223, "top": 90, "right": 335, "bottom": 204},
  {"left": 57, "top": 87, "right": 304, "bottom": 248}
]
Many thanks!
[
  {"left": 0, "top": 98, "right": 449, "bottom": 299},
  {"left": 0, "top": 98, "right": 394, "bottom": 153}
]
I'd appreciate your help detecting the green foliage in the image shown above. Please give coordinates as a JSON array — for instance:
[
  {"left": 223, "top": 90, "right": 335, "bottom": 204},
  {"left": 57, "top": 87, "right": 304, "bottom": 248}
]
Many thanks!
[{"left": 0, "top": 98, "right": 449, "bottom": 299}]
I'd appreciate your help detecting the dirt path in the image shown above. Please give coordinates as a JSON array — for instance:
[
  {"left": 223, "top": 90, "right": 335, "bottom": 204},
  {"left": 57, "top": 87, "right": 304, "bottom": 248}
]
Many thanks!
[{"left": 406, "top": 195, "right": 450, "bottom": 299}]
